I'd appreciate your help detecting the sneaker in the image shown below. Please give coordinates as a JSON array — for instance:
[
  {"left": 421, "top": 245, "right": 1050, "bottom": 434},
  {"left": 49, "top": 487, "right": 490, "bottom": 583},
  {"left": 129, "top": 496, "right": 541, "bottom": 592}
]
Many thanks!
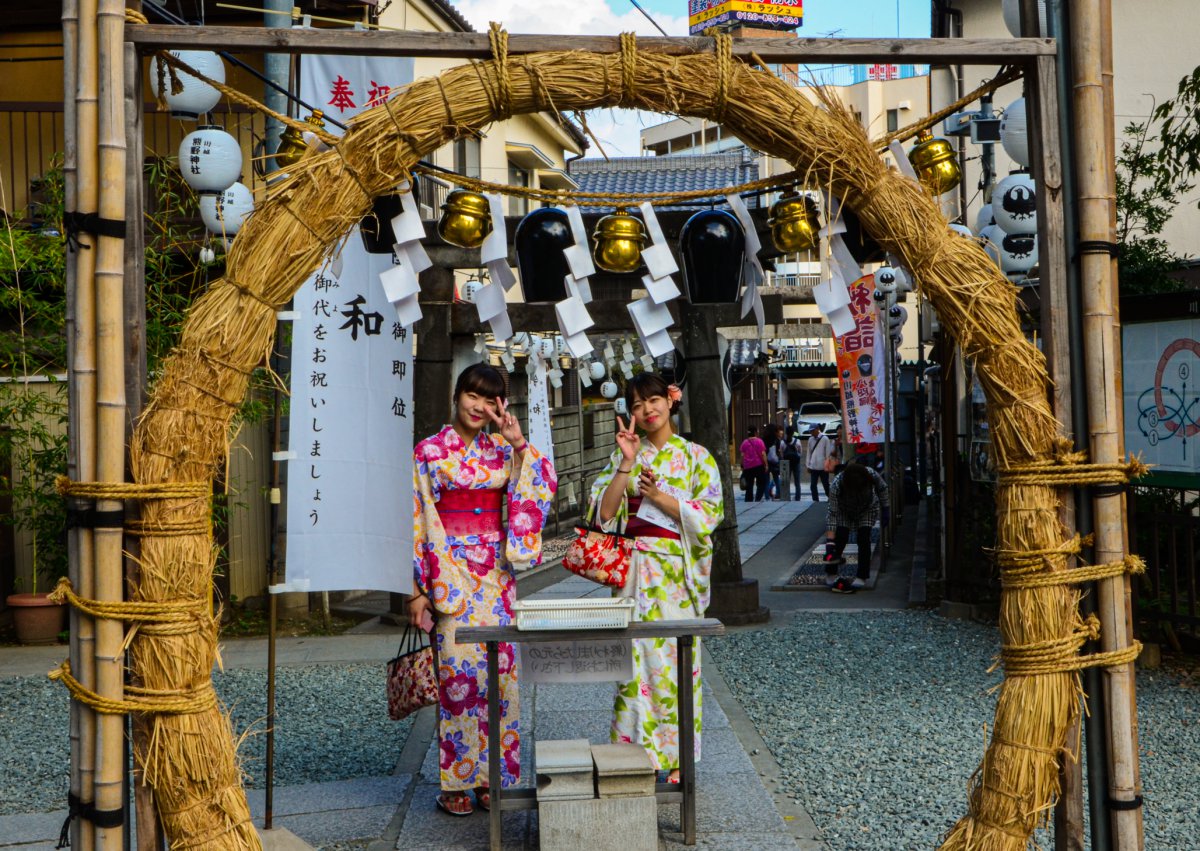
[
  {"left": 823, "top": 573, "right": 838, "bottom": 587},
  {"left": 851, "top": 577, "right": 867, "bottom": 589},
  {"left": 830, "top": 577, "right": 856, "bottom": 594}
]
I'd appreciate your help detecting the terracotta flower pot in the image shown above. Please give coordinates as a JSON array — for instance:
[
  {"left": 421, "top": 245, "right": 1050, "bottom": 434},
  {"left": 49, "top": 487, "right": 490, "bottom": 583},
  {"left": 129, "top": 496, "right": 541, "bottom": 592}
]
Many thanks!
[{"left": 7, "top": 593, "right": 67, "bottom": 645}]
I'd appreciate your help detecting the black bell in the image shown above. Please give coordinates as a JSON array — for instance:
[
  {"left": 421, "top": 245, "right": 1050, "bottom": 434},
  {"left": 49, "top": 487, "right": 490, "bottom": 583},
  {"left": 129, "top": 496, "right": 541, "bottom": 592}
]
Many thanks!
[
  {"left": 680, "top": 210, "right": 745, "bottom": 304},
  {"left": 515, "top": 208, "right": 573, "bottom": 303},
  {"left": 840, "top": 207, "right": 886, "bottom": 265},
  {"left": 359, "top": 177, "right": 420, "bottom": 254}
]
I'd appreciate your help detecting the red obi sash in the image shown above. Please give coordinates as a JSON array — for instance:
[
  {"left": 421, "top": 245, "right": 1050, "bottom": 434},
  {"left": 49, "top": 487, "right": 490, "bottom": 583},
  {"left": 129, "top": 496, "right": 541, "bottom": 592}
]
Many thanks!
[
  {"left": 625, "top": 497, "right": 681, "bottom": 540},
  {"left": 436, "top": 487, "right": 504, "bottom": 536}
]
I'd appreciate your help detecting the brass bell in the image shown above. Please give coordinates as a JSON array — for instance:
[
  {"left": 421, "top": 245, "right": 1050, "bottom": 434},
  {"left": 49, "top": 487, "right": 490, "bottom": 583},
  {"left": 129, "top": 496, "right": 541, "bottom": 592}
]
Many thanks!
[
  {"left": 908, "top": 129, "right": 962, "bottom": 196},
  {"left": 275, "top": 111, "right": 327, "bottom": 168},
  {"left": 768, "top": 191, "right": 820, "bottom": 253},
  {"left": 592, "top": 208, "right": 646, "bottom": 274},
  {"left": 437, "top": 189, "right": 493, "bottom": 249}
]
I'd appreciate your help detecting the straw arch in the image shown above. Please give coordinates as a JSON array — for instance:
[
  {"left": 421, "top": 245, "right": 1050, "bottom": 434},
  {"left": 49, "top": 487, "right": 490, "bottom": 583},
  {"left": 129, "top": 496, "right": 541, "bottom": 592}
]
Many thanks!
[{"left": 128, "top": 36, "right": 1093, "bottom": 851}]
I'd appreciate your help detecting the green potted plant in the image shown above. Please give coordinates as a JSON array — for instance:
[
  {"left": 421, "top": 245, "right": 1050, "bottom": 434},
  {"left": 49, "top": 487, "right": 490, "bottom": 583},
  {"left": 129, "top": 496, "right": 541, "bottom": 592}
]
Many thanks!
[
  {"left": 2, "top": 158, "right": 70, "bottom": 644},
  {"left": 1, "top": 382, "right": 70, "bottom": 644}
]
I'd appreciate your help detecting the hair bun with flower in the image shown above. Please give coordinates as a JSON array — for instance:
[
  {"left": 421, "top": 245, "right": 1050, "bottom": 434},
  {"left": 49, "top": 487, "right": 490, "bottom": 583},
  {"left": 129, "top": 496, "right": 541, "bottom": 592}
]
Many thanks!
[{"left": 667, "top": 384, "right": 683, "bottom": 403}]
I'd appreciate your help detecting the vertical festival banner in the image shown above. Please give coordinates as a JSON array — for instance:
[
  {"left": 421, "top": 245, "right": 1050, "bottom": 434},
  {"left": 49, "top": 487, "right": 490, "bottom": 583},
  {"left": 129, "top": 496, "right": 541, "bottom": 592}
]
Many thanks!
[
  {"left": 833, "top": 275, "right": 887, "bottom": 445},
  {"left": 282, "top": 245, "right": 415, "bottom": 594},
  {"left": 275, "top": 54, "right": 420, "bottom": 594},
  {"left": 526, "top": 364, "right": 555, "bottom": 468}
]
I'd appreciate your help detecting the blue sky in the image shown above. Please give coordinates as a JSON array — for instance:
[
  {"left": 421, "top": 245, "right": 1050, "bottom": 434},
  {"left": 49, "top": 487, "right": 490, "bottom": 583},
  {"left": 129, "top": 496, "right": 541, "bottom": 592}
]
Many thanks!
[{"left": 454, "top": 0, "right": 933, "bottom": 156}]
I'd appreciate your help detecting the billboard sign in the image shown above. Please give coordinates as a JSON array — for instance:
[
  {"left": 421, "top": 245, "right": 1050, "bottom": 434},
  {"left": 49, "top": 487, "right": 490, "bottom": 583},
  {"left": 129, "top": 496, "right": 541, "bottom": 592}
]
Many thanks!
[
  {"left": 689, "top": 0, "right": 802, "bottom": 35},
  {"left": 1122, "top": 317, "right": 1200, "bottom": 478}
]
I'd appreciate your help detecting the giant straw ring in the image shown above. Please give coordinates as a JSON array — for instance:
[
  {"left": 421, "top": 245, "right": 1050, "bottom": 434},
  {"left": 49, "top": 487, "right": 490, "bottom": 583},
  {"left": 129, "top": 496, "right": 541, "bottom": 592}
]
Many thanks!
[{"left": 112, "top": 25, "right": 1141, "bottom": 851}]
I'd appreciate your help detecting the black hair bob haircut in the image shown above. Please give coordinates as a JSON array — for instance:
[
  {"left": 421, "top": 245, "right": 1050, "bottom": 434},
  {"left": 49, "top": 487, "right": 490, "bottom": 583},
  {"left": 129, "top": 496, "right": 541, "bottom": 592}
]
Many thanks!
[
  {"left": 454, "top": 362, "right": 507, "bottom": 403},
  {"left": 624, "top": 371, "right": 680, "bottom": 415}
]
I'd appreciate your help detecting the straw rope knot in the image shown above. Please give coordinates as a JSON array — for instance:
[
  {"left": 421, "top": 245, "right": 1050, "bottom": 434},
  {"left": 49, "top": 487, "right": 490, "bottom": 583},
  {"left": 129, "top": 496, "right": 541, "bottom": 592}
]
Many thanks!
[
  {"left": 619, "top": 32, "right": 639, "bottom": 107},
  {"left": 49, "top": 577, "right": 209, "bottom": 626},
  {"left": 996, "top": 449, "right": 1150, "bottom": 488},
  {"left": 711, "top": 34, "right": 733, "bottom": 124},
  {"left": 56, "top": 476, "right": 209, "bottom": 501},
  {"left": 124, "top": 8, "right": 149, "bottom": 24},
  {"left": 488, "top": 23, "right": 512, "bottom": 120},
  {"left": 49, "top": 661, "right": 220, "bottom": 716}
]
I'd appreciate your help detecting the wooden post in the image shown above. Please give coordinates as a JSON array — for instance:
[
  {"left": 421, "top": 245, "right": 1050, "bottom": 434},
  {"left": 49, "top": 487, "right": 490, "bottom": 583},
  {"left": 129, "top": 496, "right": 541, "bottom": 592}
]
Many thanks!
[
  {"left": 72, "top": 0, "right": 100, "bottom": 844},
  {"left": 1066, "top": 1, "right": 1144, "bottom": 847},
  {"left": 680, "top": 306, "right": 767, "bottom": 625}
]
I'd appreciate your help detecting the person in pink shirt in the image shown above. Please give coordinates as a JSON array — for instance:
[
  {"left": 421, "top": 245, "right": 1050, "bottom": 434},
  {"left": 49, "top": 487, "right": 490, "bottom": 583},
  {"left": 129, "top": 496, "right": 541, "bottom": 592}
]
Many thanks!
[{"left": 739, "top": 426, "right": 769, "bottom": 503}]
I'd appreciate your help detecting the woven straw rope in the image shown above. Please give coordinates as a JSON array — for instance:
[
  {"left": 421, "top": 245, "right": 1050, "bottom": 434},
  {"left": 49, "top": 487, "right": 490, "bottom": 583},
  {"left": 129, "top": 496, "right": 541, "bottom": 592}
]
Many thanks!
[{"left": 50, "top": 662, "right": 219, "bottom": 716}]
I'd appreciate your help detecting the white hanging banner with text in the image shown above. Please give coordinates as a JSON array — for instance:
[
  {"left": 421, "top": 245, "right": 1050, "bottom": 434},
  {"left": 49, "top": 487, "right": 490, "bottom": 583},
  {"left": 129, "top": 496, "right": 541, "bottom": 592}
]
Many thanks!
[
  {"left": 299, "top": 52, "right": 414, "bottom": 133},
  {"left": 280, "top": 234, "right": 414, "bottom": 594},
  {"left": 527, "top": 360, "right": 555, "bottom": 467}
]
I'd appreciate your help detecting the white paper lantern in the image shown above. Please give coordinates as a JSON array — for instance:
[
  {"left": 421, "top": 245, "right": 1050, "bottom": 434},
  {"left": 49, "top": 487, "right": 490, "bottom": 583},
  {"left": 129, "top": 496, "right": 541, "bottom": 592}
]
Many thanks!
[
  {"left": 179, "top": 126, "right": 242, "bottom": 195},
  {"left": 997, "top": 231, "right": 1038, "bottom": 277},
  {"left": 600, "top": 380, "right": 619, "bottom": 400},
  {"left": 1002, "top": 0, "right": 1048, "bottom": 37},
  {"left": 554, "top": 335, "right": 567, "bottom": 358},
  {"left": 588, "top": 361, "right": 606, "bottom": 381},
  {"left": 1000, "top": 98, "right": 1030, "bottom": 168},
  {"left": 614, "top": 398, "right": 628, "bottom": 415},
  {"left": 460, "top": 280, "right": 482, "bottom": 303},
  {"left": 198, "top": 245, "right": 216, "bottom": 264},
  {"left": 512, "top": 332, "right": 532, "bottom": 351},
  {"left": 200, "top": 181, "right": 254, "bottom": 238},
  {"left": 537, "top": 337, "right": 557, "bottom": 359},
  {"left": 875, "top": 265, "right": 899, "bottom": 294},
  {"left": 150, "top": 50, "right": 225, "bottom": 119},
  {"left": 974, "top": 203, "right": 995, "bottom": 235},
  {"left": 993, "top": 172, "right": 1037, "bottom": 234},
  {"left": 948, "top": 222, "right": 974, "bottom": 240},
  {"left": 979, "top": 224, "right": 1006, "bottom": 264}
]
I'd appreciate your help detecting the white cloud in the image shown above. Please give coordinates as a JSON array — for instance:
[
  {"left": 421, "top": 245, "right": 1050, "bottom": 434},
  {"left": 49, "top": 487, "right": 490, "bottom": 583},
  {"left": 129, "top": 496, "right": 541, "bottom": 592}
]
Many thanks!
[{"left": 452, "top": 0, "right": 688, "bottom": 159}]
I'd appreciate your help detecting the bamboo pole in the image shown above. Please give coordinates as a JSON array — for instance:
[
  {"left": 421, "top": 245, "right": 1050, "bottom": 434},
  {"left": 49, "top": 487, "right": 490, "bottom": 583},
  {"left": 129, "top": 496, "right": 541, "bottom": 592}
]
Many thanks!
[
  {"left": 72, "top": 0, "right": 100, "bottom": 844},
  {"left": 60, "top": 0, "right": 83, "bottom": 846},
  {"left": 1066, "top": 1, "right": 1144, "bottom": 847},
  {"left": 93, "top": 0, "right": 128, "bottom": 847}
]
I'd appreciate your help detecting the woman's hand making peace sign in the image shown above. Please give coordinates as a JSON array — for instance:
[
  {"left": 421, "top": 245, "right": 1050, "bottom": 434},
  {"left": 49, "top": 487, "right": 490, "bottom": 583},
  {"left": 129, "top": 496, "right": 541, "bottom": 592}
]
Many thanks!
[
  {"left": 614, "top": 415, "right": 640, "bottom": 464},
  {"left": 487, "top": 397, "right": 526, "bottom": 450}
]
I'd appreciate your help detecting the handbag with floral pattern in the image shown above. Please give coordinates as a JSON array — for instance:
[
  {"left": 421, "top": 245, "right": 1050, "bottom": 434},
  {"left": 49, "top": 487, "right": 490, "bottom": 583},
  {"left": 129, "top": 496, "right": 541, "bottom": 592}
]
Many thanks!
[
  {"left": 386, "top": 625, "right": 439, "bottom": 721},
  {"left": 562, "top": 525, "right": 632, "bottom": 587}
]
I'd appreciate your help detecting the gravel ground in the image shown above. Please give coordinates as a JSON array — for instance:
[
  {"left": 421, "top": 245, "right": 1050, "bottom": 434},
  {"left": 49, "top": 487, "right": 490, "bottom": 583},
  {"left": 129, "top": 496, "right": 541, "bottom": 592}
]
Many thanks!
[
  {"left": 0, "top": 663, "right": 414, "bottom": 815},
  {"left": 709, "top": 609, "right": 1200, "bottom": 851}
]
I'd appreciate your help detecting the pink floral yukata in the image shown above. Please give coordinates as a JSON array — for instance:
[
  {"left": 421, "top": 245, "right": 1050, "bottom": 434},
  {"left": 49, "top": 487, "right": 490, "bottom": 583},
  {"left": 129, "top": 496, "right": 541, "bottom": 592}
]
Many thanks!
[{"left": 412, "top": 426, "right": 556, "bottom": 791}]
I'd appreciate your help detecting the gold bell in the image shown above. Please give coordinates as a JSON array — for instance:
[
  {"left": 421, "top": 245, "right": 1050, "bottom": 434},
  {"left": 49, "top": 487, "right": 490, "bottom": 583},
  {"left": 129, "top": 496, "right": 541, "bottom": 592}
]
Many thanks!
[
  {"left": 908, "top": 129, "right": 962, "bottom": 196},
  {"left": 768, "top": 191, "right": 820, "bottom": 253},
  {"left": 275, "top": 111, "right": 327, "bottom": 168},
  {"left": 437, "top": 189, "right": 493, "bottom": 249},
  {"left": 592, "top": 208, "right": 646, "bottom": 274}
]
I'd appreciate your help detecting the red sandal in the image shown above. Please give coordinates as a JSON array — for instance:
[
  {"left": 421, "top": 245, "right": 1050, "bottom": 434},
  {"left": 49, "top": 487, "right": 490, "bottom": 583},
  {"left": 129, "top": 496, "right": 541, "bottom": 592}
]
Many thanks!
[
  {"left": 436, "top": 792, "right": 474, "bottom": 817},
  {"left": 475, "top": 787, "right": 491, "bottom": 811}
]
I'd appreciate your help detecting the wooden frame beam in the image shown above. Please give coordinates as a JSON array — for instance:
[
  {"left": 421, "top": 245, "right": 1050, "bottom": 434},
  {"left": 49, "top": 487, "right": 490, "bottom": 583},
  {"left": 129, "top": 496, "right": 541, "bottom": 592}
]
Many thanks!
[{"left": 125, "top": 26, "right": 1054, "bottom": 64}]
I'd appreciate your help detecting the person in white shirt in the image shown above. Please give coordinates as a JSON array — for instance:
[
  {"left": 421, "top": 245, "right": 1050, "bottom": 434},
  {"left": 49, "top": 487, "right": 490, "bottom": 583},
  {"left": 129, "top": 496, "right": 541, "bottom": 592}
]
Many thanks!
[{"left": 804, "top": 424, "right": 835, "bottom": 502}]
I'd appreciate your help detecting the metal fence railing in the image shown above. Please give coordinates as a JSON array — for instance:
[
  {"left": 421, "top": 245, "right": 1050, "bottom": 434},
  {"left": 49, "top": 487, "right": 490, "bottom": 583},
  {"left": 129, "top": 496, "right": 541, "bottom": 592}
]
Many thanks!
[{"left": 1128, "top": 485, "right": 1200, "bottom": 647}]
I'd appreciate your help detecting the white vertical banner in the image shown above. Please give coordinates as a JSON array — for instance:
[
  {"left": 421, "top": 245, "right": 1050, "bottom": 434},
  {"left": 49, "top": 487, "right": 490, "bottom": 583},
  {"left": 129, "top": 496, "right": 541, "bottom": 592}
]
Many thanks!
[
  {"left": 299, "top": 53, "right": 414, "bottom": 132},
  {"left": 527, "top": 360, "right": 555, "bottom": 467},
  {"left": 280, "top": 234, "right": 414, "bottom": 594}
]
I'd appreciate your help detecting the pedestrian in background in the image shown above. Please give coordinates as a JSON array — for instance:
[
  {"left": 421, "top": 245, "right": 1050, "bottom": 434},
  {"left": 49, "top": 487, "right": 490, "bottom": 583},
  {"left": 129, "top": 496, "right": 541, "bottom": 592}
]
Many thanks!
[
  {"left": 739, "top": 426, "right": 768, "bottom": 502},
  {"left": 823, "top": 462, "right": 889, "bottom": 593},
  {"left": 763, "top": 424, "right": 782, "bottom": 501},
  {"left": 804, "top": 424, "right": 835, "bottom": 502},
  {"left": 783, "top": 426, "right": 805, "bottom": 500}
]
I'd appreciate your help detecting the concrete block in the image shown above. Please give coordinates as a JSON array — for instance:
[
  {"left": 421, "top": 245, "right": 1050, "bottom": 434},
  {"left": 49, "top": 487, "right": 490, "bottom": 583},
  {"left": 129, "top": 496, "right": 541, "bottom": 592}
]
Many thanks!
[
  {"left": 591, "top": 743, "right": 654, "bottom": 798},
  {"left": 536, "top": 738, "right": 595, "bottom": 801},
  {"left": 538, "top": 794, "right": 657, "bottom": 851}
]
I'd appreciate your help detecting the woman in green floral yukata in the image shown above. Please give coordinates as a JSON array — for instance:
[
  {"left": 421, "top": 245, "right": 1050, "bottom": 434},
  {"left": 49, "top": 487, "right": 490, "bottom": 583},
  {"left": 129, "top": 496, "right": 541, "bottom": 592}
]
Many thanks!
[{"left": 589, "top": 372, "right": 724, "bottom": 782}]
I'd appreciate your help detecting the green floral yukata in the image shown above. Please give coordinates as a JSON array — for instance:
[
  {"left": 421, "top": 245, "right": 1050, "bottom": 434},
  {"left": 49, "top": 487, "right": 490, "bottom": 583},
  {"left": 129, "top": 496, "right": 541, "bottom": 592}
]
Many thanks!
[{"left": 588, "top": 434, "right": 723, "bottom": 770}]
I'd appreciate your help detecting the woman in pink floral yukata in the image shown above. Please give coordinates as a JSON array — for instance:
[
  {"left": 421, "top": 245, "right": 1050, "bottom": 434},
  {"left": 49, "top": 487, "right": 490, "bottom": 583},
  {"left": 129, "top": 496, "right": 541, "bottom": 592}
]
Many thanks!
[{"left": 408, "top": 363, "right": 557, "bottom": 817}]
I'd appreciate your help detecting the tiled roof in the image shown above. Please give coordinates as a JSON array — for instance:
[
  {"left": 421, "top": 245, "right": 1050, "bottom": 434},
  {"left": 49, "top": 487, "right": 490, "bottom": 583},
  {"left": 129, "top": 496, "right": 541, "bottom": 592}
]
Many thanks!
[{"left": 567, "top": 153, "right": 760, "bottom": 212}]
